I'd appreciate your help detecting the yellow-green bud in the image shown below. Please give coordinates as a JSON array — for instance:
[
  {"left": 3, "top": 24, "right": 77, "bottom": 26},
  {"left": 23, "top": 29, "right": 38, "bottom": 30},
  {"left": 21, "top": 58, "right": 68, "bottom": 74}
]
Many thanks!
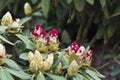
[
  {"left": 30, "top": 59, "right": 38, "bottom": 73},
  {"left": 54, "top": 62, "right": 62, "bottom": 75},
  {"left": 67, "top": 60, "right": 79, "bottom": 77},
  {"left": 43, "top": 53, "right": 54, "bottom": 71},
  {"left": 0, "top": 43, "right": 6, "bottom": 65},
  {"left": 28, "top": 51, "right": 34, "bottom": 62},
  {"left": 24, "top": 2, "right": 32, "bottom": 16},
  {"left": 34, "top": 50, "right": 43, "bottom": 70},
  {"left": 1, "top": 12, "right": 13, "bottom": 27}
]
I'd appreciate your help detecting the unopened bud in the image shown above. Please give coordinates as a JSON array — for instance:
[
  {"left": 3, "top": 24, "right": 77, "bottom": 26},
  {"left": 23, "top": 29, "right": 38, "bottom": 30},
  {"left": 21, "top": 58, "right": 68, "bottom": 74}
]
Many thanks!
[
  {"left": 24, "top": 2, "right": 32, "bottom": 16},
  {"left": 1, "top": 12, "right": 13, "bottom": 27},
  {"left": 34, "top": 50, "right": 43, "bottom": 70},
  {"left": 0, "top": 43, "right": 6, "bottom": 65},
  {"left": 30, "top": 60, "right": 38, "bottom": 73},
  {"left": 67, "top": 60, "right": 79, "bottom": 76},
  {"left": 54, "top": 62, "right": 62, "bottom": 75},
  {"left": 28, "top": 51, "right": 34, "bottom": 62},
  {"left": 43, "top": 53, "right": 54, "bottom": 71}
]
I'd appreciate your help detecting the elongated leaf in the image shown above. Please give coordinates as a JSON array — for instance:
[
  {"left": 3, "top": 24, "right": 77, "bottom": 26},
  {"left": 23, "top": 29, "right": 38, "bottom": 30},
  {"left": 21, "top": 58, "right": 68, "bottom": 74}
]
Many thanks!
[
  {"left": 5, "top": 59, "right": 21, "bottom": 70},
  {"left": 66, "top": 0, "right": 72, "bottom": 4},
  {"left": 0, "top": 35, "right": 14, "bottom": 45},
  {"left": 0, "top": 26, "right": 7, "bottom": 34},
  {"left": 19, "top": 52, "right": 28, "bottom": 60},
  {"left": 99, "top": 0, "right": 106, "bottom": 8},
  {"left": 37, "top": 72, "right": 45, "bottom": 80},
  {"left": 5, "top": 68, "right": 31, "bottom": 80},
  {"left": 41, "top": 0, "right": 50, "bottom": 18},
  {"left": 33, "top": 12, "right": 42, "bottom": 17},
  {"left": 85, "top": 69, "right": 101, "bottom": 80},
  {"left": 86, "top": 0, "right": 94, "bottom": 5},
  {"left": 114, "top": 55, "right": 120, "bottom": 64},
  {"left": 51, "top": 54, "right": 63, "bottom": 69},
  {"left": 107, "top": 24, "right": 117, "bottom": 38},
  {"left": 0, "top": 69, "right": 9, "bottom": 80},
  {"left": 19, "top": 17, "right": 31, "bottom": 25},
  {"left": 74, "top": 0, "right": 85, "bottom": 12},
  {"left": 45, "top": 73, "right": 67, "bottom": 80},
  {"left": 15, "top": 34, "right": 35, "bottom": 50},
  {"left": 59, "top": 0, "right": 69, "bottom": 9},
  {"left": 76, "top": 74, "right": 84, "bottom": 80},
  {"left": 96, "top": 26, "right": 106, "bottom": 39},
  {"left": 4, "top": 69, "right": 14, "bottom": 80},
  {"left": 111, "top": 5, "right": 120, "bottom": 17},
  {"left": 62, "top": 56, "right": 69, "bottom": 69},
  {"left": 111, "top": 68, "right": 120, "bottom": 76}
]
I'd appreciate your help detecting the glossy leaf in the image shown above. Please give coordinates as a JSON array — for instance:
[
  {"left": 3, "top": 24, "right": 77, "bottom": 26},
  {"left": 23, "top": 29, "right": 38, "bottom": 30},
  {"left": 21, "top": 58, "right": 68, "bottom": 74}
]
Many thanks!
[
  {"left": 19, "top": 17, "right": 31, "bottom": 25},
  {"left": 5, "top": 59, "right": 21, "bottom": 70},
  {"left": 0, "top": 26, "right": 7, "bottom": 34},
  {"left": 0, "top": 69, "right": 10, "bottom": 80},
  {"left": 0, "top": 35, "right": 14, "bottom": 45},
  {"left": 45, "top": 73, "right": 67, "bottom": 80},
  {"left": 86, "top": 0, "right": 94, "bottom": 5},
  {"left": 74, "top": 0, "right": 85, "bottom": 12},
  {"left": 111, "top": 5, "right": 120, "bottom": 17},
  {"left": 19, "top": 52, "right": 28, "bottom": 60},
  {"left": 111, "top": 68, "right": 120, "bottom": 76},
  {"left": 37, "top": 72, "right": 45, "bottom": 80},
  {"left": 15, "top": 34, "right": 35, "bottom": 50},
  {"left": 99, "top": 0, "right": 106, "bottom": 8},
  {"left": 41, "top": 0, "right": 50, "bottom": 18},
  {"left": 5, "top": 68, "right": 31, "bottom": 80},
  {"left": 4, "top": 69, "right": 14, "bottom": 80}
]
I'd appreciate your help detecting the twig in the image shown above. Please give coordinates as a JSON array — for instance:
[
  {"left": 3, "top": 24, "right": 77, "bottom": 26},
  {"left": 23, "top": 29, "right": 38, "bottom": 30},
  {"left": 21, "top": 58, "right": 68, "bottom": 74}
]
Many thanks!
[
  {"left": 76, "top": 11, "right": 86, "bottom": 44},
  {"left": 97, "top": 61, "right": 114, "bottom": 70},
  {"left": 81, "top": 10, "right": 96, "bottom": 43}
]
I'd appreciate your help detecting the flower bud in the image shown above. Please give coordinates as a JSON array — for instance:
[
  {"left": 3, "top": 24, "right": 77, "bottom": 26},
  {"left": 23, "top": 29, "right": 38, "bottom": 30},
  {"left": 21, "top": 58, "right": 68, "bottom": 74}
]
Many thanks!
[
  {"left": 76, "top": 46, "right": 85, "bottom": 56},
  {"left": 54, "top": 62, "right": 62, "bottom": 75},
  {"left": 66, "top": 41, "right": 79, "bottom": 56},
  {"left": 1, "top": 12, "right": 13, "bottom": 27},
  {"left": 28, "top": 51, "right": 34, "bottom": 62},
  {"left": 48, "top": 29, "right": 59, "bottom": 51},
  {"left": 0, "top": 43, "right": 6, "bottom": 65},
  {"left": 67, "top": 60, "right": 79, "bottom": 76},
  {"left": 30, "top": 59, "right": 39, "bottom": 73},
  {"left": 34, "top": 50, "right": 44, "bottom": 70},
  {"left": 24, "top": 2, "right": 32, "bottom": 16},
  {"left": 43, "top": 53, "right": 54, "bottom": 71}
]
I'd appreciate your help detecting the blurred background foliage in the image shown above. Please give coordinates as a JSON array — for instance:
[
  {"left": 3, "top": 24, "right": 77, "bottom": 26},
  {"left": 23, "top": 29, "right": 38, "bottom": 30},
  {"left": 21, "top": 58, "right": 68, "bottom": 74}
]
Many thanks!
[{"left": 0, "top": 0, "right": 120, "bottom": 80}]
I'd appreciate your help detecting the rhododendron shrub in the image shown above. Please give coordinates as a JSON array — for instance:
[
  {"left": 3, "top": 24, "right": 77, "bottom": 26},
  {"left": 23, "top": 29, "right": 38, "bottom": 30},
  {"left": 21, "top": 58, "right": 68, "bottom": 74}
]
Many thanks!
[{"left": 0, "top": 12, "right": 105, "bottom": 80}]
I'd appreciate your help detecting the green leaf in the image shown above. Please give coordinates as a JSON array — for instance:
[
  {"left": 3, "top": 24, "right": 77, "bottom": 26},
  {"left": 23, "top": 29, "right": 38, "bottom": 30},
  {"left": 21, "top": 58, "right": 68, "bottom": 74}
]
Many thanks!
[
  {"left": 61, "top": 56, "right": 69, "bottom": 69},
  {"left": 76, "top": 74, "right": 84, "bottom": 80},
  {"left": 111, "top": 68, "right": 120, "bottom": 76},
  {"left": 96, "top": 25, "right": 106, "bottom": 39},
  {"left": 59, "top": 0, "right": 69, "bottom": 9},
  {"left": 74, "top": 0, "right": 85, "bottom": 12},
  {"left": 86, "top": 0, "right": 94, "bottom": 5},
  {"left": 114, "top": 55, "right": 120, "bottom": 64},
  {"left": 33, "top": 12, "right": 42, "bottom": 17},
  {"left": 19, "top": 17, "right": 31, "bottom": 25},
  {"left": 102, "top": 4, "right": 109, "bottom": 19},
  {"left": 41, "top": 0, "right": 50, "bottom": 18},
  {"left": 51, "top": 53, "right": 63, "bottom": 69},
  {"left": 4, "top": 69, "right": 14, "bottom": 80},
  {"left": 15, "top": 34, "right": 35, "bottom": 50},
  {"left": 107, "top": 24, "right": 117, "bottom": 38},
  {"left": 5, "top": 59, "right": 21, "bottom": 71},
  {"left": 66, "top": 0, "right": 72, "bottom": 4},
  {"left": 111, "top": 5, "right": 120, "bottom": 18},
  {"left": 0, "top": 69, "right": 14, "bottom": 80},
  {"left": 99, "top": 0, "right": 106, "bottom": 8},
  {"left": 85, "top": 69, "right": 101, "bottom": 80},
  {"left": 19, "top": 52, "right": 28, "bottom": 60},
  {"left": 37, "top": 72, "right": 45, "bottom": 80},
  {"left": 0, "top": 26, "right": 7, "bottom": 34},
  {"left": 5, "top": 68, "right": 31, "bottom": 80},
  {"left": 45, "top": 73, "right": 67, "bottom": 80},
  {"left": 0, "top": 35, "right": 14, "bottom": 45}
]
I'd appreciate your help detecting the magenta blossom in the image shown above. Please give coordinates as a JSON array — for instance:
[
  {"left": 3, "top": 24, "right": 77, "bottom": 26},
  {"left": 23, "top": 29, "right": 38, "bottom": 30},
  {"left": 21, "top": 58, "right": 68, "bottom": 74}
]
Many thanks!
[{"left": 49, "top": 29, "right": 58, "bottom": 37}]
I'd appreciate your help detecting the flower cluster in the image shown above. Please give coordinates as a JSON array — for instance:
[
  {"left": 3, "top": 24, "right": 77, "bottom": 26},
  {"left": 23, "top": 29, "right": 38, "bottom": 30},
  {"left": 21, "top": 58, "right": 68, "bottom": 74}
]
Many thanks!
[
  {"left": 31, "top": 24, "right": 59, "bottom": 52},
  {"left": 0, "top": 43, "right": 6, "bottom": 65},
  {"left": 1, "top": 12, "right": 23, "bottom": 32},
  {"left": 28, "top": 50, "right": 53, "bottom": 73},
  {"left": 66, "top": 41, "right": 93, "bottom": 76}
]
